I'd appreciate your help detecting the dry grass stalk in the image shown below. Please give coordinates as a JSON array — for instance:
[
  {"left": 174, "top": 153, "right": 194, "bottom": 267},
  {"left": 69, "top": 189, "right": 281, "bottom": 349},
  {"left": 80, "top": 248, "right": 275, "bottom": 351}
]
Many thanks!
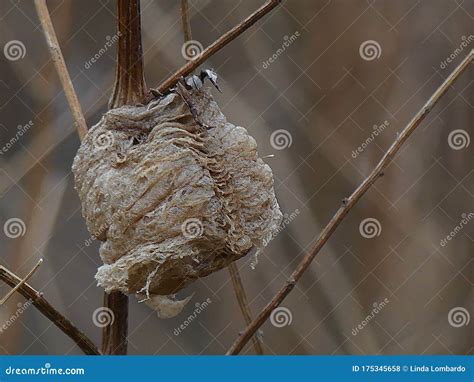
[
  {"left": 34, "top": 0, "right": 88, "bottom": 140},
  {"left": 180, "top": 0, "right": 193, "bottom": 44},
  {"left": 228, "top": 263, "right": 264, "bottom": 354},
  {"left": 0, "top": 263, "right": 100, "bottom": 355},
  {"left": 156, "top": 0, "right": 282, "bottom": 93}
]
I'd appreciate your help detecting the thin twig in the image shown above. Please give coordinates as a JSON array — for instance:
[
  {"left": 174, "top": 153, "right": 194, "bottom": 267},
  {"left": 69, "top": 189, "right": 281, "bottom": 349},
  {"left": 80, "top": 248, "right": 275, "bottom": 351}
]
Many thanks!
[
  {"left": 155, "top": 0, "right": 282, "bottom": 93},
  {"left": 227, "top": 50, "right": 474, "bottom": 355},
  {"left": 180, "top": 0, "right": 193, "bottom": 44},
  {"left": 0, "top": 264, "right": 100, "bottom": 355},
  {"left": 34, "top": 0, "right": 88, "bottom": 140},
  {"left": 228, "top": 263, "right": 264, "bottom": 354},
  {"left": 0, "top": 259, "right": 43, "bottom": 305}
]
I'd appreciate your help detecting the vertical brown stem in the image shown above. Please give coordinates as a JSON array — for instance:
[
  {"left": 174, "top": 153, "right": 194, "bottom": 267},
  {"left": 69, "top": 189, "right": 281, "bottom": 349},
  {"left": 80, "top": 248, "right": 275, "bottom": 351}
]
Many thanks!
[
  {"left": 228, "top": 263, "right": 264, "bottom": 354},
  {"left": 109, "top": 0, "right": 147, "bottom": 109},
  {"left": 101, "top": 291, "right": 129, "bottom": 355},
  {"left": 180, "top": 0, "right": 193, "bottom": 44},
  {"left": 103, "top": 0, "right": 147, "bottom": 354}
]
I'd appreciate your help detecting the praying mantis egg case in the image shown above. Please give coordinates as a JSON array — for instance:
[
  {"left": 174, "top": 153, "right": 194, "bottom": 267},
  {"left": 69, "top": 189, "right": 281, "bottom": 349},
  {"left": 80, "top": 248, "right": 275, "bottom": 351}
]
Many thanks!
[{"left": 72, "top": 83, "right": 282, "bottom": 316}]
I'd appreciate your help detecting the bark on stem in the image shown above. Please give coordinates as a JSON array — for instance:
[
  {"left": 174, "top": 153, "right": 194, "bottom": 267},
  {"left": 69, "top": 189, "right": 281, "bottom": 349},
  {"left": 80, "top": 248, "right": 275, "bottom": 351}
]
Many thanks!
[
  {"left": 101, "top": 291, "right": 129, "bottom": 355},
  {"left": 0, "top": 265, "right": 99, "bottom": 355},
  {"left": 109, "top": 0, "right": 147, "bottom": 109},
  {"left": 103, "top": 0, "right": 148, "bottom": 355}
]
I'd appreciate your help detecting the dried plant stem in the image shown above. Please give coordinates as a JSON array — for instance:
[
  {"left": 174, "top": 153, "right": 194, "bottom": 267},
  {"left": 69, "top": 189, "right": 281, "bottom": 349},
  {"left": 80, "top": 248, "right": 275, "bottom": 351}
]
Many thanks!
[
  {"left": 227, "top": 50, "right": 474, "bottom": 355},
  {"left": 109, "top": 0, "right": 148, "bottom": 108},
  {"left": 101, "top": 291, "right": 128, "bottom": 355},
  {"left": 0, "top": 265, "right": 99, "bottom": 355},
  {"left": 156, "top": 0, "right": 282, "bottom": 93},
  {"left": 228, "top": 263, "right": 264, "bottom": 354},
  {"left": 101, "top": 0, "right": 149, "bottom": 355},
  {"left": 34, "top": 0, "right": 88, "bottom": 140},
  {"left": 0, "top": 259, "right": 43, "bottom": 305},
  {"left": 180, "top": 0, "right": 193, "bottom": 44}
]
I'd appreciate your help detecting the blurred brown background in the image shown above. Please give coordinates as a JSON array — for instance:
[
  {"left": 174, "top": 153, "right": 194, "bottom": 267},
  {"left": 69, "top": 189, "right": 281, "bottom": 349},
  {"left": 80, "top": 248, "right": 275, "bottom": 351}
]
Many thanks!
[{"left": 0, "top": 0, "right": 472, "bottom": 355}]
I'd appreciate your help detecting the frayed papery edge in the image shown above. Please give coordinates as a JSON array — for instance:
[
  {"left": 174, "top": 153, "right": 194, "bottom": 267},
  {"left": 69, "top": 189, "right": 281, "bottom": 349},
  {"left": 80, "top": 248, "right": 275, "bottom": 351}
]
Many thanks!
[{"left": 138, "top": 293, "right": 194, "bottom": 319}]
